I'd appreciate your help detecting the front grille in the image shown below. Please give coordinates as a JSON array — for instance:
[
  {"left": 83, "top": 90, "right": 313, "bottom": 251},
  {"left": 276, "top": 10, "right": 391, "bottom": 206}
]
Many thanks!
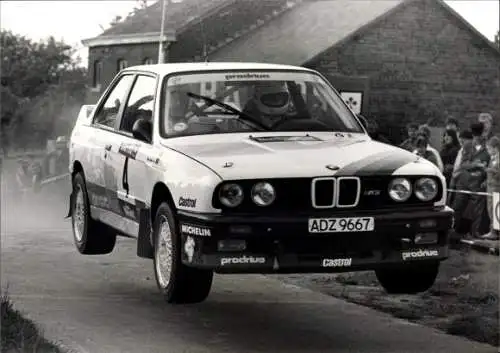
[
  {"left": 336, "top": 177, "right": 360, "bottom": 207},
  {"left": 311, "top": 178, "right": 335, "bottom": 208},
  {"left": 311, "top": 177, "right": 360, "bottom": 209}
]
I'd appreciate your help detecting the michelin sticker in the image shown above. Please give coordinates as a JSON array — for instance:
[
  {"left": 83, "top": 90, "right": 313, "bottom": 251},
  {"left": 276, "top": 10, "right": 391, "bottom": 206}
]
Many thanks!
[
  {"left": 402, "top": 249, "right": 439, "bottom": 261},
  {"left": 322, "top": 258, "right": 352, "bottom": 268},
  {"left": 180, "top": 224, "right": 211, "bottom": 237},
  {"left": 220, "top": 256, "right": 266, "bottom": 266}
]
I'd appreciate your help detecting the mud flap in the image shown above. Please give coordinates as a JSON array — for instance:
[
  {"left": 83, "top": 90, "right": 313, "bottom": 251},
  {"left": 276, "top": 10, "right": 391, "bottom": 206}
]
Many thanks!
[
  {"left": 65, "top": 191, "right": 74, "bottom": 219},
  {"left": 137, "top": 208, "right": 154, "bottom": 259}
]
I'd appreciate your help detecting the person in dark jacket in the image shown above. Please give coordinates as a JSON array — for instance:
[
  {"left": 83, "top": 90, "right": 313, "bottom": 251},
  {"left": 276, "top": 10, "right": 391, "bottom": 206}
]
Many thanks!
[
  {"left": 453, "top": 122, "right": 491, "bottom": 239},
  {"left": 440, "top": 129, "right": 461, "bottom": 185}
]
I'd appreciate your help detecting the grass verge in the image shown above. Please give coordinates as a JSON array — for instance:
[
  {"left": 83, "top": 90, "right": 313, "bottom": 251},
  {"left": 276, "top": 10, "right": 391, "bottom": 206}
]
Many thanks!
[
  {"left": 1, "top": 294, "right": 64, "bottom": 353},
  {"left": 274, "top": 249, "right": 499, "bottom": 347}
]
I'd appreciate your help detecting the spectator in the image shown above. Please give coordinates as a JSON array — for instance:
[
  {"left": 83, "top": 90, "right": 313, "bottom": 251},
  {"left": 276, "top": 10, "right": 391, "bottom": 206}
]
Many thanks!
[
  {"left": 478, "top": 112, "right": 493, "bottom": 140},
  {"left": 440, "top": 129, "right": 461, "bottom": 185},
  {"left": 445, "top": 117, "right": 459, "bottom": 132},
  {"left": 458, "top": 129, "right": 473, "bottom": 146},
  {"left": 459, "top": 122, "right": 491, "bottom": 239},
  {"left": 414, "top": 132, "right": 444, "bottom": 172},
  {"left": 452, "top": 129, "right": 473, "bottom": 175},
  {"left": 364, "top": 118, "right": 391, "bottom": 144},
  {"left": 399, "top": 122, "right": 419, "bottom": 151},
  {"left": 479, "top": 135, "right": 500, "bottom": 240},
  {"left": 16, "top": 158, "right": 33, "bottom": 201}
]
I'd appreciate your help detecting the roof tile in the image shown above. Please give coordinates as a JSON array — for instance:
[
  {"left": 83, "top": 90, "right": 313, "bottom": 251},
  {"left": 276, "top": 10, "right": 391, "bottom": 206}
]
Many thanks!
[{"left": 208, "top": 0, "right": 404, "bottom": 65}]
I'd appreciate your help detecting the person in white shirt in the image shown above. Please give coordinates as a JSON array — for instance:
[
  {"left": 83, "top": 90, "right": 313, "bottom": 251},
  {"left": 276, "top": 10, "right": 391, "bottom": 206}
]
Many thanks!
[{"left": 413, "top": 132, "right": 444, "bottom": 172}]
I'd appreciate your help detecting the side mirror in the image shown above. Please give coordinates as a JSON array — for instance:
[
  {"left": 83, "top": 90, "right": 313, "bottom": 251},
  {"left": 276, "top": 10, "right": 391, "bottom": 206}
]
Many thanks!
[{"left": 132, "top": 118, "right": 152, "bottom": 143}]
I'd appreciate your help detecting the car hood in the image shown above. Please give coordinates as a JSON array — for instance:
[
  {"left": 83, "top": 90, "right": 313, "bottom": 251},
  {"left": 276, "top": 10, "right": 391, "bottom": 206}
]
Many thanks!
[{"left": 163, "top": 132, "right": 438, "bottom": 180}]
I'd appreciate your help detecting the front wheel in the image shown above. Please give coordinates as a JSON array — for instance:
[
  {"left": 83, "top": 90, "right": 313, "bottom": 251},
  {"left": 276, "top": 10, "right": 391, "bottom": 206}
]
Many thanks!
[
  {"left": 375, "top": 262, "right": 440, "bottom": 294},
  {"left": 153, "top": 202, "right": 213, "bottom": 304}
]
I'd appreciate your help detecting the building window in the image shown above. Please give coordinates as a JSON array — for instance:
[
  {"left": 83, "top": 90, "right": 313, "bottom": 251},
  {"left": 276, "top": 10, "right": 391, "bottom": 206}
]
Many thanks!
[
  {"left": 143, "top": 57, "right": 154, "bottom": 65},
  {"left": 117, "top": 59, "right": 128, "bottom": 72},
  {"left": 93, "top": 60, "right": 102, "bottom": 88}
]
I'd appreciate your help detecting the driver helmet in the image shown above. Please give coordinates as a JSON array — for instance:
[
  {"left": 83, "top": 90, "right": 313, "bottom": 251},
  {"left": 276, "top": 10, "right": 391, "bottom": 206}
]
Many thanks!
[{"left": 253, "top": 81, "right": 290, "bottom": 116}]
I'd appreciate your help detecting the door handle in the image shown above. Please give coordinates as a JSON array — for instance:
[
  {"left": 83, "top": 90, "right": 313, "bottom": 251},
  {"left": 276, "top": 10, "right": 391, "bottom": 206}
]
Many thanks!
[{"left": 104, "top": 144, "right": 112, "bottom": 151}]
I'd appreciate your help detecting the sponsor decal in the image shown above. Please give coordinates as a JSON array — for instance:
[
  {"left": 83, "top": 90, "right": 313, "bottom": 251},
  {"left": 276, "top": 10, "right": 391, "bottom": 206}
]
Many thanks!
[
  {"left": 180, "top": 224, "right": 211, "bottom": 237},
  {"left": 220, "top": 255, "right": 266, "bottom": 266},
  {"left": 118, "top": 143, "right": 139, "bottom": 159},
  {"left": 179, "top": 197, "right": 197, "bottom": 208},
  {"left": 402, "top": 249, "right": 439, "bottom": 261},
  {"left": 184, "top": 236, "right": 195, "bottom": 263},
  {"left": 225, "top": 73, "right": 270, "bottom": 80},
  {"left": 322, "top": 258, "right": 352, "bottom": 268}
]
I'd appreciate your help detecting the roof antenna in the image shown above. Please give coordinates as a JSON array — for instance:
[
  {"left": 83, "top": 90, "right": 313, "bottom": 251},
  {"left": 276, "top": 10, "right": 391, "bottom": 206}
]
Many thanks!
[{"left": 195, "top": 1, "right": 209, "bottom": 63}]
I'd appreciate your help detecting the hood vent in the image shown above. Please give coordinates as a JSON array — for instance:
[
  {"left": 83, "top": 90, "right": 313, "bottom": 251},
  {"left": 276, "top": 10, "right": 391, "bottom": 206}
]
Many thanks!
[{"left": 248, "top": 135, "right": 323, "bottom": 143}]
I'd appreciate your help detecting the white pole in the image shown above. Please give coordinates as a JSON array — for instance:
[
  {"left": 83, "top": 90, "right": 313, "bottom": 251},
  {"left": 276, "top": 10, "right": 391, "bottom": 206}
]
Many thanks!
[{"left": 158, "top": 0, "right": 167, "bottom": 63}]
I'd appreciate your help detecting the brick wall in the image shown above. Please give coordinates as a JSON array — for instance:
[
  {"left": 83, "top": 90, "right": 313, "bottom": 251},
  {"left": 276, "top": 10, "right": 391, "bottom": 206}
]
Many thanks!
[
  {"left": 307, "top": 0, "right": 500, "bottom": 143},
  {"left": 86, "top": 43, "right": 160, "bottom": 103}
]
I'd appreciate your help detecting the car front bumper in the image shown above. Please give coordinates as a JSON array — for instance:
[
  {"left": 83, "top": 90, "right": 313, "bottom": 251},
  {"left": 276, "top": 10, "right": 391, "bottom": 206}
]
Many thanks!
[{"left": 177, "top": 206, "right": 454, "bottom": 274}]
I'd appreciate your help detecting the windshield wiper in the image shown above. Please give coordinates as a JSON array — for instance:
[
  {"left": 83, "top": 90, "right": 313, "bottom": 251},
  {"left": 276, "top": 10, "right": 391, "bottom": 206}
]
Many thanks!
[{"left": 186, "top": 92, "right": 270, "bottom": 131}]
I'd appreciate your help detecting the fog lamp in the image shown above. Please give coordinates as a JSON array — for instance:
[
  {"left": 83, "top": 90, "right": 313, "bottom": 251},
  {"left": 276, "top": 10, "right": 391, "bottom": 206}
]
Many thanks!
[{"left": 414, "top": 232, "right": 438, "bottom": 245}]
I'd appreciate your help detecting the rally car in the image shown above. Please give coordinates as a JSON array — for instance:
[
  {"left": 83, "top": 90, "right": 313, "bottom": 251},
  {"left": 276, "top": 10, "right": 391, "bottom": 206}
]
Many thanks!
[{"left": 67, "top": 62, "right": 453, "bottom": 304}]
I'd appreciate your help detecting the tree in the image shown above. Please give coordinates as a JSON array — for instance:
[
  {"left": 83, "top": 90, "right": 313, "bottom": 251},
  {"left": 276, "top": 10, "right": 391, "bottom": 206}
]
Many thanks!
[{"left": 0, "top": 30, "right": 87, "bottom": 151}]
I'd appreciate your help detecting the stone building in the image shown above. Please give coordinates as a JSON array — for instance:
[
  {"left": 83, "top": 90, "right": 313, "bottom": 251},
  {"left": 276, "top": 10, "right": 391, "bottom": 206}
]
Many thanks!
[{"left": 82, "top": 0, "right": 500, "bottom": 142}]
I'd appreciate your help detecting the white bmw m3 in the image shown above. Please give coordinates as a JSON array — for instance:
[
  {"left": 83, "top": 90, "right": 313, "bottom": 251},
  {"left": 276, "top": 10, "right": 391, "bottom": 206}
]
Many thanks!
[{"left": 67, "top": 62, "right": 453, "bottom": 304}]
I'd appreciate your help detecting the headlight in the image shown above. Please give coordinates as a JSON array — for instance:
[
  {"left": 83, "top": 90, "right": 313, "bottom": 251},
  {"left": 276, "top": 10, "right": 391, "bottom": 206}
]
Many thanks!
[
  {"left": 251, "top": 182, "right": 276, "bottom": 206},
  {"left": 219, "top": 183, "right": 244, "bottom": 207},
  {"left": 414, "top": 177, "right": 438, "bottom": 201},
  {"left": 388, "top": 178, "right": 412, "bottom": 202}
]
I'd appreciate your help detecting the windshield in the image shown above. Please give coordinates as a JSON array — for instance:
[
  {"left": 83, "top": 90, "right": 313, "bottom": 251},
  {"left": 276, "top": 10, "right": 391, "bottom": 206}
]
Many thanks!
[{"left": 160, "top": 70, "right": 365, "bottom": 137}]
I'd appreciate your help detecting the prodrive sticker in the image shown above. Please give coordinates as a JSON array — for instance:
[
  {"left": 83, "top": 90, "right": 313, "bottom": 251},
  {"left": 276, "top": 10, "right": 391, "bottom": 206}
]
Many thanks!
[
  {"left": 220, "top": 256, "right": 266, "bottom": 266},
  {"left": 402, "top": 249, "right": 439, "bottom": 261}
]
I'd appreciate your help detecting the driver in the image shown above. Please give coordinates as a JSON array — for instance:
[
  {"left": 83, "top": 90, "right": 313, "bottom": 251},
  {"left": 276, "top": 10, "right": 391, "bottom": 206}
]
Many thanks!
[{"left": 241, "top": 81, "right": 291, "bottom": 128}]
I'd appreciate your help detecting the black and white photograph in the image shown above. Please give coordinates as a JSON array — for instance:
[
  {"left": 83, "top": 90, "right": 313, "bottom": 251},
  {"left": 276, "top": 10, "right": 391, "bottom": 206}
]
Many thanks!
[{"left": 1, "top": 1, "right": 499, "bottom": 352}]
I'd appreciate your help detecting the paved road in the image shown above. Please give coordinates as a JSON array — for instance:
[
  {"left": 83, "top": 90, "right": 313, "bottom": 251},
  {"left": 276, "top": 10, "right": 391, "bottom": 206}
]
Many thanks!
[{"left": 1, "top": 184, "right": 496, "bottom": 353}]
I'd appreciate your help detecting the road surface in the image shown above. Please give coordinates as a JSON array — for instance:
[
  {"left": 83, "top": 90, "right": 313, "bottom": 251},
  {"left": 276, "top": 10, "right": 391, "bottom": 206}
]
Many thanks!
[{"left": 1, "top": 182, "right": 496, "bottom": 353}]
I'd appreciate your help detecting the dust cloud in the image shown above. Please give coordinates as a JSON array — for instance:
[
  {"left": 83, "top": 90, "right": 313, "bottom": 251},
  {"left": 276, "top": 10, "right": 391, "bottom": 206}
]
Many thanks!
[{"left": 1, "top": 157, "right": 71, "bottom": 236}]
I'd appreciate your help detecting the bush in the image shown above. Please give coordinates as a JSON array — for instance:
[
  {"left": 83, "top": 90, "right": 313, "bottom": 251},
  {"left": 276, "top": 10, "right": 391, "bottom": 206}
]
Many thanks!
[{"left": 1, "top": 293, "right": 63, "bottom": 353}]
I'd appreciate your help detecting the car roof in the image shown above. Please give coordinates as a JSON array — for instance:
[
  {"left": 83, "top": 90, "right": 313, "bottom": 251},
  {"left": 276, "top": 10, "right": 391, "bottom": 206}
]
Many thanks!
[{"left": 122, "top": 62, "right": 317, "bottom": 76}]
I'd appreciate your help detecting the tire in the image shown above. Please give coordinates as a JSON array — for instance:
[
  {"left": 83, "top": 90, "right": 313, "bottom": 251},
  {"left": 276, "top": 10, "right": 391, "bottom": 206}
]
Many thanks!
[
  {"left": 153, "top": 202, "right": 213, "bottom": 304},
  {"left": 375, "top": 262, "right": 440, "bottom": 294},
  {"left": 71, "top": 172, "right": 116, "bottom": 255}
]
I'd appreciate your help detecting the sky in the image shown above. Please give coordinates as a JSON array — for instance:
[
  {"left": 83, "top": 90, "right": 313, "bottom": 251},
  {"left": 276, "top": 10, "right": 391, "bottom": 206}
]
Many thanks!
[{"left": 1, "top": 0, "right": 499, "bottom": 67}]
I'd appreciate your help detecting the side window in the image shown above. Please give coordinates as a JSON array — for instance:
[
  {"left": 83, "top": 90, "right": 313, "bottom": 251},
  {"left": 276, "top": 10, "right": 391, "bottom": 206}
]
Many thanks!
[
  {"left": 120, "top": 75, "right": 156, "bottom": 134},
  {"left": 93, "top": 75, "right": 135, "bottom": 128}
]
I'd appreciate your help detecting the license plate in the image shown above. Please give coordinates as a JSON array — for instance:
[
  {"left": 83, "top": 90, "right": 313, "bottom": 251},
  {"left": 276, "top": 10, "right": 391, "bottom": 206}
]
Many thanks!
[{"left": 308, "top": 217, "right": 375, "bottom": 233}]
